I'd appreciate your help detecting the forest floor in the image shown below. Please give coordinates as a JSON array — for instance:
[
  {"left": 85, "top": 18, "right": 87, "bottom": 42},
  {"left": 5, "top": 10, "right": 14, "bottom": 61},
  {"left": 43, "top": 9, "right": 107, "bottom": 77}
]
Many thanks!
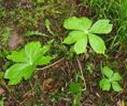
[{"left": 0, "top": 0, "right": 127, "bottom": 106}]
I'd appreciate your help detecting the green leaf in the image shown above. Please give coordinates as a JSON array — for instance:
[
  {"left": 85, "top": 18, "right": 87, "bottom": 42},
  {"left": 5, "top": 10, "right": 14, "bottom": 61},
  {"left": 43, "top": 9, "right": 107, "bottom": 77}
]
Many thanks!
[
  {"left": 69, "top": 82, "right": 82, "bottom": 94},
  {"left": 4, "top": 41, "right": 52, "bottom": 85},
  {"left": 63, "top": 31, "right": 88, "bottom": 54},
  {"left": 63, "top": 17, "right": 112, "bottom": 55},
  {"left": 90, "top": 19, "right": 113, "bottom": 34},
  {"left": 64, "top": 17, "right": 92, "bottom": 31},
  {"left": 99, "top": 78, "right": 111, "bottom": 91},
  {"left": 41, "top": 45, "right": 50, "bottom": 54},
  {"left": 63, "top": 31, "right": 85, "bottom": 45},
  {"left": 112, "top": 82, "right": 122, "bottom": 92},
  {"left": 102, "top": 66, "right": 113, "bottom": 78},
  {"left": 7, "top": 50, "right": 26, "bottom": 63},
  {"left": 89, "top": 34, "right": 106, "bottom": 54},
  {"left": 37, "top": 56, "right": 52, "bottom": 65},
  {"left": 24, "top": 42, "right": 44, "bottom": 65},
  {"left": 111, "top": 73, "right": 122, "bottom": 81},
  {"left": 4, "top": 63, "right": 35, "bottom": 85},
  {"left": 74, "top": 35, "right": 87, "bottom": 54}
]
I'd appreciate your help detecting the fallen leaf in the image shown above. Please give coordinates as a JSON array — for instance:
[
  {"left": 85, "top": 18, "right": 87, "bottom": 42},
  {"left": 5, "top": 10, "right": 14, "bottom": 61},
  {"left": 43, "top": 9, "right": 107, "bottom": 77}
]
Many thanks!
[{"left": 42, "top": 78, "right": 57, "bottom": 92}]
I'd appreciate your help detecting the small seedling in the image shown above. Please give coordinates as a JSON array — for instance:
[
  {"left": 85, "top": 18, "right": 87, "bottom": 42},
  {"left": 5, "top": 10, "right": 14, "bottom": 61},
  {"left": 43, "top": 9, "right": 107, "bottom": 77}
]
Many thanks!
[
  {"left": 4, "top": 41, "right": 52, "bottom": 85},
  {"left": 99, "top": 66, "right": 122, "bottom": 92},
  {"left": 69, "top": 82, "right": 82, "bottom": 106},
  {"left": 69, "top": 73, "right": 83, "bottom": 106},
  {"left": 63, "top": 16, "right": 113, "bottom": 54}
]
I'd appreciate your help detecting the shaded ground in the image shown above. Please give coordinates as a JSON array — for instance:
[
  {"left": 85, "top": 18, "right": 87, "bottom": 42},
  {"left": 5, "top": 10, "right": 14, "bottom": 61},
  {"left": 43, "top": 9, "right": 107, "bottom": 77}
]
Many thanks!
[{"left": 0, "top": 0, "right": 127, "bottom": 106}]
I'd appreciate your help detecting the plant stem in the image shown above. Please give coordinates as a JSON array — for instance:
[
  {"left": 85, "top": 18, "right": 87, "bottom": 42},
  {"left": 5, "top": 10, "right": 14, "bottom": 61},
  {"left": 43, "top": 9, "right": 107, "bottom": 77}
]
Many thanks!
[{"left": 76, "top": 58, "right": 86, "bottom": 91}]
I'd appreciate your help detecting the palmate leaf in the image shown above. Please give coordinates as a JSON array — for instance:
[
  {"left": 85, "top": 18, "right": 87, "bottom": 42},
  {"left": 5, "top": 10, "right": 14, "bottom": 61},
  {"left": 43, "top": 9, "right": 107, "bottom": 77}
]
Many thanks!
[
  {"left": 64, "top": 17, "right": 92, "bottom": 31},
  {"left": 100, "top": 66, "right": 123, "bottom": 92},
  {"left": 4, "top": 41, "right": 52, "bottom": 85},
  {"left": 63, "top": 17, "right": 113, "bottom": 54},
  {"left": 88, "top": 34, "right": 106, "bottom": 54},
  {"left": 90, "top": 19, "right": 113, "bottom": 34}
]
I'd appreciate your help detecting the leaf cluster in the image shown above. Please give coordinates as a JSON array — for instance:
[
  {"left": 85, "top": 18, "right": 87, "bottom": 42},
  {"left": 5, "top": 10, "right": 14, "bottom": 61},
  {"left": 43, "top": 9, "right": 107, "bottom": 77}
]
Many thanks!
[
  {"left": 99, "top": 66, "right": 122, "bottom": 92},
  {"left": 4, "top": 42, "right": 52, "bottom": 85},
  {"left": 63, "top": 17, "right": 112, "bottom": 54}
]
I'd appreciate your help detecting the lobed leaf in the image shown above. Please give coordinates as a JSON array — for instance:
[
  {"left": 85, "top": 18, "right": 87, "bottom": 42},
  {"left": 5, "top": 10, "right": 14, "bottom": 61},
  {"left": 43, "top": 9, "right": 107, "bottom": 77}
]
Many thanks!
[
  {"left": 102, "top": 66, "right": 113, "bottom": 78},
  {"left": 4, "top": 63, "right": 35, "bottom": 85},
  {"left": 4, "top": 41, "right": 52, "bottom": 85},
  {"left": 112, "top": 82, "right": 122, "bottom": 92},
  {"left": 63, "top": 31, "right": 85, "bottom": 45},
  {"left": 7, "top": 49, "right": 26, "bottom": 63},
  {"left": 37, "top": 56, "right": 53, "bottom": 65},
  {"left": 99, "top": 78, "right": 111, "bottom": 91},
  {"left": 90, "top": 19, "right": 113, "bottom": 34},
  {"left": 64, "top": 16, "right": 92, "bottom": 31},
  {"left": 74, "top": 35, "right": 87, "bottom": 54},
  {"left": 111, "top": 73, "right": 122, "bottom": 81},
  {"left": 88, "top": 34, "right": 106, "bottom": 54}
]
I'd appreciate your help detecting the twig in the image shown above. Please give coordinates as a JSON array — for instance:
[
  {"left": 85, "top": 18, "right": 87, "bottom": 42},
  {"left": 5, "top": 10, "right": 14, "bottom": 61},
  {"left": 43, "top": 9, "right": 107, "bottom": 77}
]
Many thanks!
[
  {"left": 76, "top": 58, "right": 86, "bottom": 90},
  {"left": 37, "top": 57, "right": 64, "bottom": 71}
]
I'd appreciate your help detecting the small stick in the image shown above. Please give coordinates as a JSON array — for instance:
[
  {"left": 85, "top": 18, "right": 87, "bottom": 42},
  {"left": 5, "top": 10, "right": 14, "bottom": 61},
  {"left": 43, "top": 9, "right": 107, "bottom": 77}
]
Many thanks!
[
  {"left": 76, "top": 58, "right": 86, "bottom": 90},
  {"left": 37, "top": 57, "right": 64, "bottom": 71}
]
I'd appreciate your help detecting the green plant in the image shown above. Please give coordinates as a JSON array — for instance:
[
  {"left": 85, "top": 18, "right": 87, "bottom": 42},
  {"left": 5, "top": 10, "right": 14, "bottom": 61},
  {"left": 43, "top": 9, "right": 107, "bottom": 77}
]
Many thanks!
[
  {"left": 63, "top": 16, "right": 113, "bottom": 54},
  {"left": 69, "top": 73, "right": 83, "bottom": 106},
  {"left": 99, "top": 66, "right": 122, "bottom": 92},
  {"left": 69, "top": 82, "right": 82, "bottom": 106},
  {"left": 4, "top": 41, "right": 52, "bottom": 85}
]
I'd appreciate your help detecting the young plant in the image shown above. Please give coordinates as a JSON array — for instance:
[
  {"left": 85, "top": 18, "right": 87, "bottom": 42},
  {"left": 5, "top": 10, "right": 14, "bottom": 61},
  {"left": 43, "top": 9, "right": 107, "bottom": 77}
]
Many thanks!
[
  {"left": 63, "top": 16, "right": 113, "bottom": 54},
  {"left": 69, "top": 73, "right": 83, "bottom": 106},
  {"left": 69, "top": 82, "right": 82, "bottom": 106},
  {"left": 4, "top": 41, "right": 52, "bottom": 85},
  {"left": 99, "top": 66, "right": 122, "bottom": 92}
]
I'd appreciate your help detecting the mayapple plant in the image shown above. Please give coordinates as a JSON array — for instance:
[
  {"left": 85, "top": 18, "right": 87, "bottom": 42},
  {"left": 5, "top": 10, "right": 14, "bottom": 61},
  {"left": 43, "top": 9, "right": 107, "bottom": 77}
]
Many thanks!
[
  {"left": 4, "top": 41, "right": 52, "bottom": 85},
  {"left": 63, "top": 16, "right": 113, "bottom": 54}
]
